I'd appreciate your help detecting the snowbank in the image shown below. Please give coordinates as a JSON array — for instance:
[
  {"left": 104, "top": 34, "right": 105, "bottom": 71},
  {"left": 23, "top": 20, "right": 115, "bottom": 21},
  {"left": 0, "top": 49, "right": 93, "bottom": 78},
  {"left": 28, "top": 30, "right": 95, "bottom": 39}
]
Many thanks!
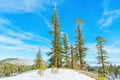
[{"left": 0, "top": 69, "right": 95, "bottom": 80}]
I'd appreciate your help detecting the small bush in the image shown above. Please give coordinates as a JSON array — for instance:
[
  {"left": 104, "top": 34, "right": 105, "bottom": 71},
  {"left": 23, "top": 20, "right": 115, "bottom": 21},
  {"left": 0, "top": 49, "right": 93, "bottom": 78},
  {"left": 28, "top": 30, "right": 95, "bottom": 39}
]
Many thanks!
[
  {"left": 38, "top": 63, "right": 46, "bottom": 76},
  {"left": 96, "top": 74, "right": 107, "bottom": 80},
  {"left": 38, "top": 70, "right": 44, "bottom": 76},
  {"left": 51, "top": 65, "right": 59, "bottom": 74}
]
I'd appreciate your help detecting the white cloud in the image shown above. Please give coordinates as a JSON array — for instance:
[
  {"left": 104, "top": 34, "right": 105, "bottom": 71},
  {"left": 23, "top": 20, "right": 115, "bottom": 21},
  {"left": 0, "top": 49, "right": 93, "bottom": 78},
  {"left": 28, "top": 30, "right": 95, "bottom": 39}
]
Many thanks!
[
  {"left": 98, "top": 0, "right": 120, "bottom": 28},
  {"left": 109, "top": 40, "right": 120, "bottom": 47},
  {"left": 106, "top": 47, "right": 120, "bottom": 54},
  {"left": 105, "top": 40, "right": 120, "bottom": 54},
  {"left": 85, "top": 57, "right": 120, "bottom": 66},
  {"left": 0, "top": 34, "right": 50, "bottom": 52},
  {"left": 85, "top": 42, "right": 120, "bottom": 66},
  {"left": 36, "top": 14, "right": 52, "bottom": 30},
  {"left": 0, "top": 17, "right": 11, "bottom": 28},
  {"left": 85, "top": 43, "right": 97, "bottom": 54},
  {"left": 100, "top": 16, "right": 113, "bottom": 27},
  {"left": 0, "top": 18, "right": 9, "bottom": 25},
  {"left": 0, "top": 34, "right": 23, "bottom": 45},
  {"left": 104, "top": 30, "right": 111, "bottom": 33},
  {"left": 0, "top": 0, "right": 49, "bottom": 13},
  {"left": 102, "top": 0, "right": 111, "bottom": 12},
  {"left": 108, "top": 58, "right": 120, "bottom": 63},
  {"left": 0, "top": 0, "right": 52, "bottom": 31},
  {"left": 98, "top": 19, "right": 104, "bottom": 24},
  {"left": 0, "top": 34, "right": 35, "bottom": 50},
  {"left": 86, "top": 42, "right": 120, "bottom": 54},
  {"left": 85, "top": 58, "right": 96, "bottom": 62},
  {"left": 0, "top": 17, "right": 51, "bottom": 45},
  {"left": 0, "top": 17, "right": 51, "bottom": 54},
  {"left": 0, "top": 0, "right": 65, "bottom": 13},
  {"left": 0, "top": 0, "right": 66, "bottom": 31}
]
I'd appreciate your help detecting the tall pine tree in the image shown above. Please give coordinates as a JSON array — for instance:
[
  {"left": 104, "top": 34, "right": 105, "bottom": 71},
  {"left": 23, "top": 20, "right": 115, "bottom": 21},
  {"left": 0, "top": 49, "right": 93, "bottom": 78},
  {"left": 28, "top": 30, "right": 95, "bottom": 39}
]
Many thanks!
[
  {"left": 63, "top": 34, "right": 70, "bottom": 68},
  {"left": 48, "top": 2, "right": 63, "bottom": 68},
  {"left": 96, "top": 36, "right": 109, "bottom": 77},
  {"left": 75, "top": 18, "right": 87, "bottom": 70}
]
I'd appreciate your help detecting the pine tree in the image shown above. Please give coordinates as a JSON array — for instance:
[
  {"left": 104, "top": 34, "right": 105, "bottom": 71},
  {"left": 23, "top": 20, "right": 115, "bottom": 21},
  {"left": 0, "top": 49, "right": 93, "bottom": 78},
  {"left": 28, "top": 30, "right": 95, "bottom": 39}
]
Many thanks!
[
  {"left": 47, "top": 51, "right": 54, "bottom": 67},
  {"left": 35, "top": 48, "right": 46, "bottom": 71},
  {"left": 96, "top": 36, "right": 109, "bottom": 77},
  {"left": 48, "top": 2, "right": 63, "bottom": 68},
  {"left": 71, "top": 44, "right": 76, "bottom": 69},
  {"left": 75, "top": 18, "right": 87, "bottom": 70},
  {"left": 109, "top": 63, "right": 113, "bottom": 73},
  {"left": 35, "top": 48, "right": 42, "bottom": 69},
  {"left": 63, "top": 34, "right": 70, "bottom": 68}
]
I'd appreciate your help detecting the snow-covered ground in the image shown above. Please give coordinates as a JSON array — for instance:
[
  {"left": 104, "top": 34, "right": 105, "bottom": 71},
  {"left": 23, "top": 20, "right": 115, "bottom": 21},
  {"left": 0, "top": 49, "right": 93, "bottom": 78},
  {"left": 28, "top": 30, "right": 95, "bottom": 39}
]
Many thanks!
[{"left": 0, "top": 69, "right": 95, "bottom": 80}]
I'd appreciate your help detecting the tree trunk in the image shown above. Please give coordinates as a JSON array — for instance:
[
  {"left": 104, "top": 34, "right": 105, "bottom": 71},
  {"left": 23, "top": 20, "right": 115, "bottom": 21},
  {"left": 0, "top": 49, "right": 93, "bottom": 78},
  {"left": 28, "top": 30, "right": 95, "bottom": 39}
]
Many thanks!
[{"left": 54, "top": 20, "right": 58, "bottom": 68}]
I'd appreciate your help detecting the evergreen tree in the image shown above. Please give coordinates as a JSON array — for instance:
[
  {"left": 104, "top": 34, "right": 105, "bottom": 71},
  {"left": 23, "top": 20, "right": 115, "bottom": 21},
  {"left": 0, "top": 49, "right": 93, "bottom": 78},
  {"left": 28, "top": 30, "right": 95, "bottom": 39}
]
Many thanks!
[
  {"left": 71, "top": 44, "right": 76, "bottom": 69},
  {"left": 75, "top": 18, "right": 87, "bottom": 70},
  {"left": 96, "top": 36, "right": 109, "bottom": 77},
  {"left": 35, "top": 48, "right": 42, "bottom": 69},
  {"left": 47, "top": 51, "right": 54, "bottom": 67},
  {"left": 48, "top": 2, "right": 63, "bottom": 68},
  {"left": 63, "top": 34, "right": 70, "bottom": 68},
  {"left": 109, "top": 63, "right": 113, "bottom": 73},
  {"left": 35, "top": 48, "right": 46, "bottom": 71}
]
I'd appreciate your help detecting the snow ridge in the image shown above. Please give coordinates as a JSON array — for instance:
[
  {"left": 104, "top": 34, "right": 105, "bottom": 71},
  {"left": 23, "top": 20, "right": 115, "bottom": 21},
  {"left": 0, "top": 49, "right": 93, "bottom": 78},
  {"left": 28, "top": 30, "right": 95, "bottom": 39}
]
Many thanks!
[{"left": 0, "top": 69, "right": 95, "bottom": 80}]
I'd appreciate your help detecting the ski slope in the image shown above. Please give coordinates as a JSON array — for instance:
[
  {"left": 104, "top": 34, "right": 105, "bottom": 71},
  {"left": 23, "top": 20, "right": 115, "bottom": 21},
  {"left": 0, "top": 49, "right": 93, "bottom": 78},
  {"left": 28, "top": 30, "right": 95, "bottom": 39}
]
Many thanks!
[{"left": 0, "top": 69, "right": 95, "bottom": 80}]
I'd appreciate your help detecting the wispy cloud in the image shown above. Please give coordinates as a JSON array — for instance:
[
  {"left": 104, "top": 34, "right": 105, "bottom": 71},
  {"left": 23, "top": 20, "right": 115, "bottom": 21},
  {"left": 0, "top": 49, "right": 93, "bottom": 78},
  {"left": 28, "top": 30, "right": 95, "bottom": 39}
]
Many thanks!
[
  {"left": 98, "top": 0, "right": 120, "bottom": 28},
  {"left": 85, "top": 43, "right": 97, "bottom": 54},
  {"left": 0, "top": 17, "right": 51, "bottom": 54},
  {"left": 0, "top": 17, "right": 51, "bottom": 44},
  {"left": 0, "top": 0, "right": 50, "bottom": 13},
  {"left": 0, "top": 0, "right": 53, "bottom": 59},
  {"left": 104, "top": 30, "right": 111, "bottom": 33},
  {"left": 0, "top": 0, "right": 66, "bottom": 13},
  {"left": 0, "top": 18, "right": 9, "bottom": 25},
  {"left": 86, "top": 57, "right": 120, "bottom": 66},
  {"left": 86, "top": 42, "right": 120, "bottom": 66},
  {"left": 0, "top": 0, "right": 54, "bottom": 31},
  {"left": 106, "top": 40, "right": 120, "bottom": 54},
  {"left": 0, "top": 34, "right": 50, "bottom": 52},
  {"left": 86, "top": 42, "right": 120, "bottom": 54}
]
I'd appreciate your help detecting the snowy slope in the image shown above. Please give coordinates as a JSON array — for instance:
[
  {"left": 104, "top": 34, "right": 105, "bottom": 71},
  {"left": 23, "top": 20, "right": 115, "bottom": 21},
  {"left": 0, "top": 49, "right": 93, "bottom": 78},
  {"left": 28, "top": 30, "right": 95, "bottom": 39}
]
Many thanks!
[
  {"left": 0, "top": 58, "right": 34, "bottom": 66},
  {"left": 0, "top": 69, "right": 95, "bottom": 80}
]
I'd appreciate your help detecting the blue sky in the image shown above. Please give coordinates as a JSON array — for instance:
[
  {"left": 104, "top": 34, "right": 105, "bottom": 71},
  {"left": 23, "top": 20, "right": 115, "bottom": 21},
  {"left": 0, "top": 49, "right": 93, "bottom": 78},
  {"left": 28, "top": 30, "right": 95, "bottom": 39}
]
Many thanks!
[{"left": 0, "top": 0, "right": 120, "bottom": 66}]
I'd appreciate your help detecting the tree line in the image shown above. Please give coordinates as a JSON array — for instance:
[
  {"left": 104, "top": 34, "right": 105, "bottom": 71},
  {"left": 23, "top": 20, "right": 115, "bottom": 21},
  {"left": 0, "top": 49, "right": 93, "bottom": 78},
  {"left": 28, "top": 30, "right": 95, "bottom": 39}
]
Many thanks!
[{"left": 0, "top": 62, "right": 32, "bottom": 76}]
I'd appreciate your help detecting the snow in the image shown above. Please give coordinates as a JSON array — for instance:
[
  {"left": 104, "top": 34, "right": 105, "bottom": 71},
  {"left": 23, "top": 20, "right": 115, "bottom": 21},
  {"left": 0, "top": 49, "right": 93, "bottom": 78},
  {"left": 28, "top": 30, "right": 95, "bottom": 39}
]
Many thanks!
[{"left": 0, "top": 69, "right": 95, "bottom": 80}]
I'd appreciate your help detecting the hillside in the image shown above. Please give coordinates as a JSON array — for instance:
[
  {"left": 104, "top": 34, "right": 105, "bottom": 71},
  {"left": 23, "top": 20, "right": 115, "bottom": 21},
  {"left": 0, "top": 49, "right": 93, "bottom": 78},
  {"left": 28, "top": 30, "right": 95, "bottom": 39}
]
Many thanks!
[
  {"left": 0, "top": 58, "right": 34, "bottom": 66},
  {"left": 0, "top": 69, "right": 95, "bottom": 80}
]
